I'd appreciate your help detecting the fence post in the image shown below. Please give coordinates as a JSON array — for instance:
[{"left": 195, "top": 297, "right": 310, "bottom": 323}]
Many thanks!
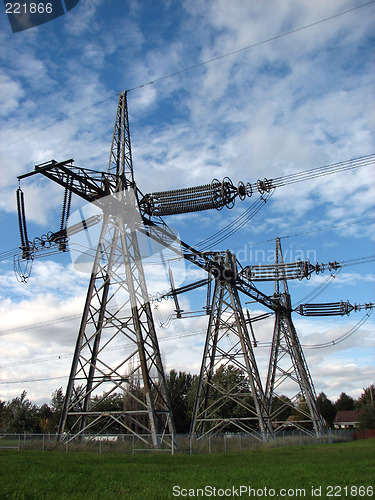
[
  {"left": 224, "top": 434, "right": 227, "bottom": 453},
  {"left": 42, "top": 434, "right": 45, "bottom": 452},
  {"left": 208, "top": 436, "right": 211, "bottom": 454}
]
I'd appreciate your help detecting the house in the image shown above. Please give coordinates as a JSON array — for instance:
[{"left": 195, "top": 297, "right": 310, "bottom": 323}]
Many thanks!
[{"left": 333, "top": 410, "right": 363, "bottom": 429}]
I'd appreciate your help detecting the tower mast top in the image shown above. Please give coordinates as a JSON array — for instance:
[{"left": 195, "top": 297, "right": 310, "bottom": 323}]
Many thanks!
[{"left": 107, "top": 91, "right": 134, "bottom": 186}]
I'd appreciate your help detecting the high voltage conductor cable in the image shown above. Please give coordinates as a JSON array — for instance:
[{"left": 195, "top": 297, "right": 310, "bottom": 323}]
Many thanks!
[
  {"left": 0, "top": 306, "right": 372, "bottom": 381},
  {"left": 0, "top": 375, "right": 68, "bottom": 385},
  {"left": 6, "top": 152, "right": 372, "bottom": 264},
  {"left": 0, "top": 353, "right": 72, "bottom": 369},
  {"left": 244, "top": 217, "right": 375, "bottom": 249},
  {"left": 337, "top": 255, "right": 375, "bottom": 268},
  {"left": 126, "top": 1, "right": 375, "bottom": 93},
  {"left": 280, "top": 218, "right": 375, "bottom": 242},
  {"left": 1, "top": 216, "right": 374, "bottom": 263},
  {"left": 194, "top": 154, "right": 375, "bottom": 250},
  {"left": 196, "top": 191, "right": 274, "bottom": 250},
  {"left": 293, "top": 273, "right": 339, "bottom": 308},
  {"left": 0, "top": 313, "right": 82, "bottom": 337},
  {"left": 1, "top": 251, "right": 372, "bottom": 337},
  {"left": 1, "top": 2, "right": 374, "bottom": 151},
  {"left": 253, "top": 309, "right": 373, "bottom": 350},
  {"left": 303, "top": 309, "right": 373, "bottom": 350},
  {"left": 0, "top": 329, "right": 208, "bottom": 380},
  {"left": 269, "top": 154, "right": 375, "bottom": 188},
  {"left": 0, "top": 94, "right": 118, "bottom": 151}
]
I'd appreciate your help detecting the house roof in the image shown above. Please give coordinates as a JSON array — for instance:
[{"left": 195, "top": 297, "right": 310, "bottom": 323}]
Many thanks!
[{"left": 334, "top": 410, "right": 362, "bottom": 424}]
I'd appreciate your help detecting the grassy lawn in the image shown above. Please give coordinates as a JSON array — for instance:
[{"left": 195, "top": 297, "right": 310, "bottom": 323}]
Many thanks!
[{"left": 0, "top": 439, "right": 374, "bottom": 499}]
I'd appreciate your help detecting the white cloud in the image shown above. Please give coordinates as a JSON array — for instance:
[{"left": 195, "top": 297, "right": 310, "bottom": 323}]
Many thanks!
[
  {"left": 63, "top": 0, "right": 104, "bottom": 35},
  {"left": 0, "top": 73, "right": 25, "bottom": 116}
]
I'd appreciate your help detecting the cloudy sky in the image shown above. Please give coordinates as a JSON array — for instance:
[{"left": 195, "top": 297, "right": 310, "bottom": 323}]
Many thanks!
[{"left": 0, "top": 0, "right": 374, "bottom": 407}]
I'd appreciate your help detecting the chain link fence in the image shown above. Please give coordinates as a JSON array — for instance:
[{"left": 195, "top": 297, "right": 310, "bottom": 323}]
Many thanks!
[{"left": 0, "top": 429, "right": 354, "bottom": 455}]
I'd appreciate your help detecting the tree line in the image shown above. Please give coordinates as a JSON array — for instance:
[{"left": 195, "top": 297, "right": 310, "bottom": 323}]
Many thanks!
[{"left": 0, "top": 367, "right": 374, "bottom": 434}]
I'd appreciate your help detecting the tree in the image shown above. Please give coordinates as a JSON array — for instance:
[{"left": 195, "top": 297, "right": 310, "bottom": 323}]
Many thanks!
[
  {"left": 290, "top": 395, "right": 312, "bottom": 429},
  {"left": 37, "top": 404, "right": 54, "bottom": 433},
  {"left": 334, "top": 392, "right": 354, "bottom": 411},
  {"left": 0, "top": 400, "right": 6, "bottom": 432},
  {"left": 166, "top": 370, "right": 196, "bottom": 433},
  {"left": 45, "top": 387, "right": 65, "bottom": 433},
  {"left": 89, "top": 392, "right": 125, "bottom": 433},
  {"left": 51, "top": 387, "right": 65, "bottom": 413},
  {"left": 3, "top": 391, "right": 38, "bottom": 433},
  {"left": 358, "top": 403, "right": 375, "bottom": 430},
  {"left": 356, "top": 385, "right": 375, "bottom": 431},
  {"left": 317, "top": 392, "right": 336, "bottom": 428},
  {"left": 270, "top": 395, "right": 292, "bottom": 424},
  {"left": 210, "top": 365, "right": 256, "bottom": 431},
  {"left": 356, "top": 385, "right": 375, "bottom": 409}
]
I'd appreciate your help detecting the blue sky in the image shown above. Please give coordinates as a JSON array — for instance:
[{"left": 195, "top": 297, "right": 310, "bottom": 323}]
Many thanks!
[{"left": 0, "top": 0, "right": 374, "bottom": 406}]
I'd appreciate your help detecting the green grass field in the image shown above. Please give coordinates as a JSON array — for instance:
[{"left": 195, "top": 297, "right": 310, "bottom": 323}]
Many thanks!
[{"left": 1, "top": 439, "right": 374, "bottom": 499}]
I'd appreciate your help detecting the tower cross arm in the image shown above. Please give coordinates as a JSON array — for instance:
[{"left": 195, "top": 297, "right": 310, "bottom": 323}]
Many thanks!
[
  {"left": 18, "top": 159, "right": 120, "bottom": 202},
  {"left": 141, "top": 217, "right": 282, "bottom": 312}
]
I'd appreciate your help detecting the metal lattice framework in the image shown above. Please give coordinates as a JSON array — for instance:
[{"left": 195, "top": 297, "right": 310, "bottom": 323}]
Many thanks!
[
  {"left": 264, "top": 238, "right": 325, "bottom": 436},
  {"left": 18, "top": 93, "right": 177, "bottom": 448},
  {"left": 15, "top": 92, "right": 375, "bottom": 447},
  {"left": 190, "top": 251, "right": 274, "bottom": 440},
  {"left": 57, "top": 93, "right": 176, "bottom": 447}
]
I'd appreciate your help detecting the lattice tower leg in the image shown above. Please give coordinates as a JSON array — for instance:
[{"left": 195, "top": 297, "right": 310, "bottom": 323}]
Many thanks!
[
  {"left": 190, "top": 251, "right": 274, "bottom": 442},
  {"left": 57, "top": 204, "right": 176, "bottom": 449}
]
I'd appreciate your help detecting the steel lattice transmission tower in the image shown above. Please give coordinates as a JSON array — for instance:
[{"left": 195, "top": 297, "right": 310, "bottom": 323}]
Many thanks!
[
  {"left": 264, "top": 238, "right": 325, "bottom": 436},
  {"left": 190, "top": 250, "right": 274, "bottom": 440},
  {"left": 57, "top": 91, "right": 177, "bottom": 448}
]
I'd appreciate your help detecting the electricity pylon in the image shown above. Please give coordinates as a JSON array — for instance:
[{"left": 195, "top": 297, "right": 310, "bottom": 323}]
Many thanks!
[
  {"left": 190, "top": 250, "right": 274, "bottom": 440},
  {"left": 58, "top": 92, "right": 177, "bottom": 447},
  {"left": 16, "top": 92, "right": 176, "bottom": 448},
  {"left": 264, "top": 238, "right": 325, "bottom": 436}
]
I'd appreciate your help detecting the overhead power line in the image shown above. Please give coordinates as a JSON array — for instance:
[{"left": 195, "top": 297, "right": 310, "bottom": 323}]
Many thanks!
[
  {"left": 126, "top": 1, "right": 375, "bottom": 93},
  {"left": 0, "top": 313, "right": 81, "bottom": 337},
  {"left": 2, "top": 152, "right": 373, "bottom": 264},
  {"left": 1, "top": 1, "right": 374, "bottom": 151},
  {"left": 1, "top": 307, "right": 373, "bottom": 385},
  {"left": 1, "top": 252, "right": 373, "bottom": 337},
  {"left": 194, "top": 154, "right": 375, "bottom": 250}
]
